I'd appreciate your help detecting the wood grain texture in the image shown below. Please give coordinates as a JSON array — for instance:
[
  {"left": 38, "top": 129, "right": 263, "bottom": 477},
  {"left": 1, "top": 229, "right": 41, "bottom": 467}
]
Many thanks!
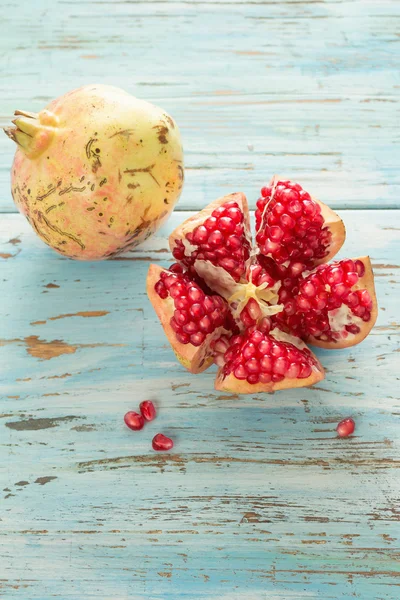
[
  {"left": 1, "top": 210, "right": 399, "bottom": 599},
  {"left": 0, "top": 0, "right": 399, "bottom": 212}
]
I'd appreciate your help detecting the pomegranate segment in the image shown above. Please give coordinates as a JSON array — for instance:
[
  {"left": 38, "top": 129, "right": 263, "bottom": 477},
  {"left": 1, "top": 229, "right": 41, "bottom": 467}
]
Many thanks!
[
  {"left": 214, "top": 327, "right": 324, "bottom": 393},
  {"left": 147, "top": 177, "right": 377, "bottom": 394},
  {"left": 169, "top": 192, "right": 252, "bottom": 289},
  {"left": 255, "top": 176, "right": 345, "bottom": 272},
  {"left": 147, "top": 264, "right": 230, "bottom": 374},
  {"left": 274, "top": 256, "right": 378, "bottom": 348}
]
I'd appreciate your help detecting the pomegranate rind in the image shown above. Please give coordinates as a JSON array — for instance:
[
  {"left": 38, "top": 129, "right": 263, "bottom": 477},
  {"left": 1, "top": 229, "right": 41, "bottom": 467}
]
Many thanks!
[
  {"left": 308, "top": 256, "right": 378, "bottom": 349},
  {"left": 259, "top": 175, "right": 346, "bottom": 266},
  {"left": 168, "top": 192, "right": 252, "bottom": 294},
  {"left": 147, "top": 264, "right": 225, "bottom": 374}
]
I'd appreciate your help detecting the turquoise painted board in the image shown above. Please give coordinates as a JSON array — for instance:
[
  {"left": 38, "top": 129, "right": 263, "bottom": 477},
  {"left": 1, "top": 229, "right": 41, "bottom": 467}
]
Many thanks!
[
  {"left": 1, "top": 0, "right": 400, "bottom": 598},
  {"left": 1, "top": 210, "right": 399, "bottom": 599},
  {"left": 0, "top": 0, "right": 399, "bottom": 212}
]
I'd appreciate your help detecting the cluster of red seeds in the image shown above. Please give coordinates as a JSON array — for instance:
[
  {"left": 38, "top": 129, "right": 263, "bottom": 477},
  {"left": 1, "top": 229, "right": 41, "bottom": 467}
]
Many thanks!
[
  {"left": 276, "top": 259, "right": 372, "bottom": 341},
  {"left": 172, "top": 201, "right": 250, "bottom": 282},
  {"left": 124, "top": 401, "right": 173, "bottom": 451},
  {"left": 255, "top": 181, "right": 332, "bottom": 268},
  {"left": 155, "top": 265, "right": 228, "bottom": 346},
  {"left": 213, "top": 328, "right": 317, "bottom": 385}
]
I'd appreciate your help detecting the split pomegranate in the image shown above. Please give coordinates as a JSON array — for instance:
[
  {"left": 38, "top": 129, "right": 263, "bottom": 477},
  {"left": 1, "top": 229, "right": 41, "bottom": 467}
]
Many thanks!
[
  {"left": 147, "top": 179, "right": 378, "bottom": 394},
  {"left": 152, "top": 433, "right": 174, "bottom": 451},
  {"left": 336, "top": 417, "right": 356, "bottom": 438},
  {"left": 140, "top": 400, "right": 156, "bottom": 421},
  {"left": 124, "top": 411, "right": 145, "bottom": 431}
]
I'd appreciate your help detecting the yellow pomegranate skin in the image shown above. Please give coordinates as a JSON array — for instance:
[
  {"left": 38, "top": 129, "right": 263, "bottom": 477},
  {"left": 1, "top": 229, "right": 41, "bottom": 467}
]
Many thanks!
[{"left": 6, "top": 84, "right": 184, "bottom": 259}]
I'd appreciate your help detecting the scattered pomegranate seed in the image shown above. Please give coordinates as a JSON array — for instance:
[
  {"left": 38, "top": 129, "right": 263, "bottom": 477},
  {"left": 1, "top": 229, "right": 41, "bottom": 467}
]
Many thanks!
[
  {"left": 152, "top": 433, "right": 174, "bottom": 451},
  {"left": 140, "top": 400, "right": 157, "bottom": 421},
  {"left": 124, "top": 411, "right": 145, "bottom": 431},
  {"left": 336, "top": 417, "right": 355, "bottom": 438}
]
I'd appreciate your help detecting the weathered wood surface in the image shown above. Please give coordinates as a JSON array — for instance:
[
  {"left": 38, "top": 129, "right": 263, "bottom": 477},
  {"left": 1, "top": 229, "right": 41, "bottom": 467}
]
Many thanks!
[
  {"left": 1, "top": 0, "right": 400, "bottom": 597},
  {"left": 1, "top": 210, "right": 399, "bottom": 599},
  {"left": 0, "top": 0, "right": 399, "bottom": 212}
]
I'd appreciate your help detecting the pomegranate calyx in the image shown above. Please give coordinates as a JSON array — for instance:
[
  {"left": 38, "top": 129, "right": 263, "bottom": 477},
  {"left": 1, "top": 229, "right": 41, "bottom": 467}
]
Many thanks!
[
  {"left": 228, "top": 279, "right": 283, "bottom": 324},
  {"left": 5, "top": 109, "right": 59, "bottom": 158}
]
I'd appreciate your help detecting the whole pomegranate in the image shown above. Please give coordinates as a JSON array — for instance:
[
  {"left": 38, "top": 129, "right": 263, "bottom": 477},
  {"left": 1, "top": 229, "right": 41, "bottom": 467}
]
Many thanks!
[
  {"left": 147, "top": 177, "right": 378, "bottom": 394},
  {"left": 4, "top": 84, "right": 184, "bottom": 259}
]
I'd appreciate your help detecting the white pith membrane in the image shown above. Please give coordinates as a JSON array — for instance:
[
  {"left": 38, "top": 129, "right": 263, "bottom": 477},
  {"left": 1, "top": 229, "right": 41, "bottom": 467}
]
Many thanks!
[
  {"left": 192, "top": 259, "right": 283, "bottom": 324},
  {"left": 327, "top": 304, "right": 364, "bottom": 341},
  {"left": 148, "top": 181, "right": 377, "bottom": 392}
]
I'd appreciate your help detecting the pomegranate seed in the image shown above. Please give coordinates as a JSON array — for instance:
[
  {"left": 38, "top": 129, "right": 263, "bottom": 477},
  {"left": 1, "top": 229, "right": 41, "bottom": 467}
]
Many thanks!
[
  {"left": 261, "top": 186, "right": 270, "bottom": 197},
  {"left": 355, "top": 259, "right": 365, "bottom": 277},
  {"left": 234, "top": 365, "right": 247, "bottom": 380},
  {"left": 218, "top": 216, "right": 235, "bottom": 234},
  {"left": 190, "top": 332, "right": 206, "bottom": 346},
  {"left": 218, "top": 257, "right": 237, "bottom": 271},
  {"left": 204, "top": 216, "right": 217, "bottom": 230},
  {"left": 259, "top": 372, "right": 272, "bottom": 383},
  {"left": 345, "top": 272, "right": 358, "bottom": 287},
  {"left": 336, "top": 417, "right": 355, "bottom": 438},
  {"left": 140, "top": 400, "right": 156, "bottom": 421},
  {"left": 243, "top": 342, "right": 257, "bottom": 360},
  {"left": 226, "top": 207, "right": 242, "bottom": 223},
  {"left": 189, "top": 303, "right": 205, "bottom": 319},
  {"left": 359, "top": 289, "right": 371, "bottom": 307},
  {"left": 208, "top": 230, "right": 224, "bottom": 247},
  {"left": 298, "top": 363, "right": 312, "bottom": 379},
  {"left": 176, "top": 332, "right": 190, "bottom": 344},
  {"left": 192, "top": 225, "right": 209, "bottom": 244},
  {"left": 345, "top": 324, "right": 360, "bottom": 335},
  {"left": 188, "top": 286, "right": 204, "bottom": 302},
  {"left": 124, "top": 411, "right": 145, "bottom": 431},
  {"left": 273, "top": 356, "right": 288, "bottom": 375},
  {"left": 247, "top": 298, "right": 261, "bottom": 320},
  {"left": 198, "top": 315, "right": 213, "bottom": 333},
  {"left": 152, "top": 433, "right": 174, "bottom": 451},
  {"left": 247, "top": 373, "right": 260, "bottom": 384},
  {"left": 169, "top": 263, "right": 184, "bottom": 273},
  {"left": 269, "top": 225, "right": 284, "bottom": 241},
  {"left": 245, "top": 358, "right": 259, "bottom": 373}
]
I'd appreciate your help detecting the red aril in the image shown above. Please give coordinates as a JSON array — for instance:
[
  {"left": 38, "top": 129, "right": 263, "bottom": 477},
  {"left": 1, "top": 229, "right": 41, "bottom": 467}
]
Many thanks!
[
  {"left": 147, "top": 179, "right": 377, "bottom": 394},
  {"left": 336, "top": 417, "right": 355, "bottom": 438},
  {"left": 152, "top": 433, "right": 174, "bottom": 451},
  {"left": 140, "top": 400, "right": 156, "bottom": 422},
  {"left": 124, "top": 411, "right": 145, "bottom": 431}
]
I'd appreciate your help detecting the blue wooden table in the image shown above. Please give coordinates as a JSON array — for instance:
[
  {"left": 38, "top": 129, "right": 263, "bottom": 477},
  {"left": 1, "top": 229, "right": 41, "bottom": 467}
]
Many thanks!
[{"left": 1, "top": 1, "right": 399, "bottom": 598}]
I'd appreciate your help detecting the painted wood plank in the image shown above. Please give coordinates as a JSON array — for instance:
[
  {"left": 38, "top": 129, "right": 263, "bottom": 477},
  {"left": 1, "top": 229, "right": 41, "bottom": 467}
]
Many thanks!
[
  {"left": 1, "top": 210, "right": 399, "bottom": 599},
  {"left": 0, "top": 0, "right": 399, "bottom": 212}
]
